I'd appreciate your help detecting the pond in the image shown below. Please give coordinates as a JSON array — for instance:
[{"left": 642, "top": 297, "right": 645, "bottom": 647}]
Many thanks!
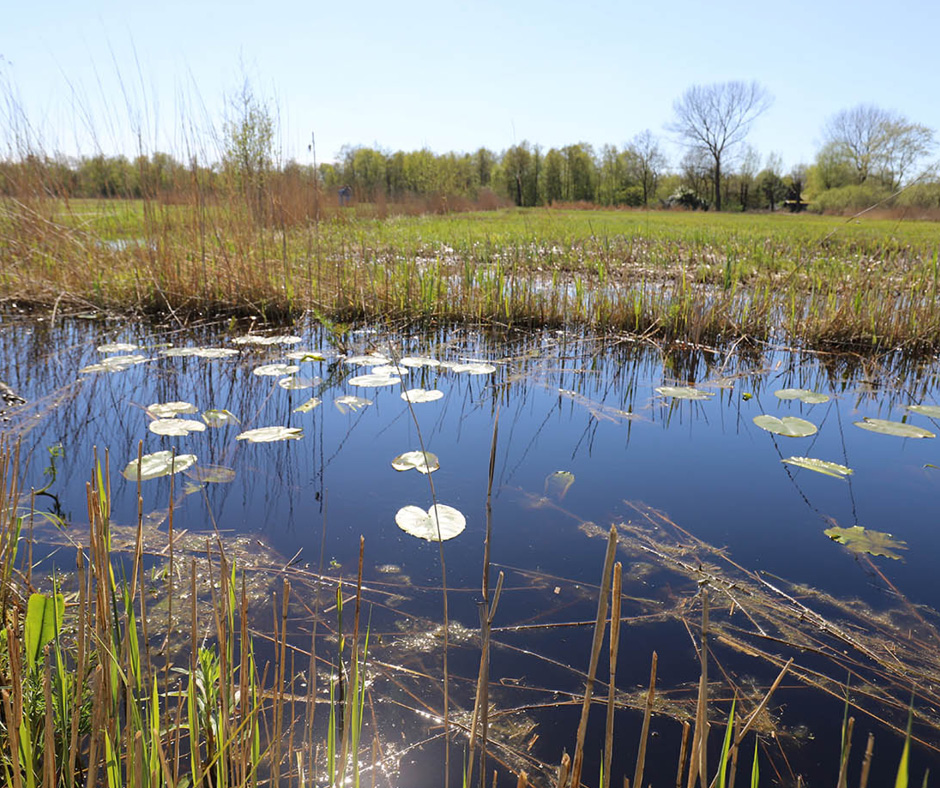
[{"left": 3, "top": 312, "right": 940, "bottom": 786}]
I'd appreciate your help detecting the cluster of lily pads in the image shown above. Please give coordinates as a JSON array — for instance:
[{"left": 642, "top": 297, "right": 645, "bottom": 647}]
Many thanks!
[
  {"left": 89, "top": 336, "right": 496, "bottom": 544},
  {"left": 655, "top": 384, "right": 940, "bottom": 560}
]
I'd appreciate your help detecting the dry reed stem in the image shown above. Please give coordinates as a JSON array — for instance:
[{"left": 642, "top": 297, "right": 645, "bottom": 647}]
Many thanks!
[
  {"left": 603, "top": 563, "right": 622, "bottom": 788},
  {"left": 676, "top": 720, "right": 691, "bottom": 788},
  {"left": 859, "top": 732, "right": 874, "bottom": 788},
  {"left": 836, "top": 716, "right": 854, "bottom": 788},
  {"left": 632, "top": 651, "right": 658, "bottom": 788}
]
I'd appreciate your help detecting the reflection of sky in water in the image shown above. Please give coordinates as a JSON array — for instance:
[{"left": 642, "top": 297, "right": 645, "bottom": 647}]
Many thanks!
[{"left": 4, "top": 316, "right": 940, "bottom": 784}]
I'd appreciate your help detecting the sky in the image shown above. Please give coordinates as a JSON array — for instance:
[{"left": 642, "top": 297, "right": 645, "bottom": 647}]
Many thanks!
[{"left": 4, "top": 0, "right": 939, "bottom": 173}]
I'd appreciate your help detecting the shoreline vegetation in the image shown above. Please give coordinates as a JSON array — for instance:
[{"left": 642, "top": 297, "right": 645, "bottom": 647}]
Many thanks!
[{"left": 2, "top": 194, "right": 940, "bottom": 356}]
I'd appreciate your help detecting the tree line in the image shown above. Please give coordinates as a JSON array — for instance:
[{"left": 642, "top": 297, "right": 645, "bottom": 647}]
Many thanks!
[{"left": 2, "top": 80, "right": 937, "bottom": 213}]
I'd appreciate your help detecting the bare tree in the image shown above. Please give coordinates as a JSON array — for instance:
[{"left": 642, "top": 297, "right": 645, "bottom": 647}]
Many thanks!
[
  {"left": 626, "top": 129, "right": 667, "bottom": 206},
  {"left": 669, "top": 81, "right": 772, "bottom": 210},
  {"left": 823, "top": 104, "right": 934, "bottom": 189}
]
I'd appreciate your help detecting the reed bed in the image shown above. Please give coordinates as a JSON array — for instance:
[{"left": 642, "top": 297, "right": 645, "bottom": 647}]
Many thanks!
[{"left": 2, "top": 193, "right": 940, "bottom": 355}]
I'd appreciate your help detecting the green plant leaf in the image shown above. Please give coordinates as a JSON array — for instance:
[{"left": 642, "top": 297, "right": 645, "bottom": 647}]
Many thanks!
[
  {"left": 149, "top": 418, "right": 207, "bottom": 437},
  {"left": 906, "top": 404, "right": 940, "bottom": 418},
  {"left": 401, "top": 388, "right": 444, "bottom": 403},
  {"left": 391, "top": 451, "right": 440, "bottom": 474},
  {"left": 343, "top": 353, "right": 391, "bottom": 366},
  {"left": 781, "top": 457, "right": 853, "bottom": 479},
  {"left": 122, "top": 451, "right": 197, "bottom": 481},
  {"left": 159, "top": 347, "right": 239, "bottom": 359},
  {"left": 80, "top": 354, "right": 148, "bottom": 373},
  {"left": 348, "top": 373, "right": 401, "bottom": 387},
  {"left": 656, "top": 386, "right": 714, "bottom": 400},
  {"left": 335, "top": 395, "right": 372, "bottom": 413},
  {"left": 286, "top": 350, "right": 330, "bottom": 361},
  {"left": 277, "top": 376, "right": 321, "bottom": 390},
  {"left": 231, "top": 334, "right": 302, "bottom": 346},
  {"left": 253, "top": 363, "right": 300, "bottom": 377},
  {"left": 774, "top": 388, "right": 830, "bottom": 404},
  {"left": 824, "top": 525, "right": 907, "bottom": 560},
  {"left": 25, "top": 592, "right": 64, "bottom": 672},
  {"left": 854, "top": 418, "right": 935, "bottom": 439},
  {"left": 400, "top": 356, "right": 440, "bottom": 368},
  {"left": 236, "top": 426, "right": 303, "bottom": 443},
  {"left": 97, "top": 342, "right": 138, "bottom": 353},
  {"left": 396, "top": 504, "right": 466, "bottom": 542},
  {"left": 293, "top": 397, "right": 322, "bottom": 413},
  {"left": 147, "top": 401, "right": 198, "bottom": 418},
  {"left": 753, "top": 415, "right": 817, "bottom": 437}
]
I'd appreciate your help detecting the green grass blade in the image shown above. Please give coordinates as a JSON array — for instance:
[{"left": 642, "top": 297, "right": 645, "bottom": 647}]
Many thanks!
[{"left": 750, "top": 737, "right": 759, "bottom": 788}]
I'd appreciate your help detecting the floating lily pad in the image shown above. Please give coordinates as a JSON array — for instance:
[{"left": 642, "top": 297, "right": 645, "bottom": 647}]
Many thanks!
[
  {"left": 286, "top": 350, "right": 329, "bottom": 361},
  {"left": 401, "top": 388, "right": 444, "bottom": 404},
  {"left": 148, "top": 418, "right": 207, "bottom": 437},
  {"left": 370, "top": 364, "right": 410, "bottom": 377},
  {"left": 335, "top": 395, "right": 372, "bottom": 413},
  {"left": 348, "top": 373, "right": 401, "bottom": 387},
  {"left": 80, "top": 354, "right": 148, "bottom": 374},
  {"left": 774, "top": 388, "right": 830, "bottom": 404},
  {"left": 656, "top": 386, "right": 715, "bottom": 400},
  {"left": 396, "top": 504, "right": 466, "bottom": 542},
  {"left": 450, "top": 362, "right": 497, "bottom": 375},
  {"left": 906, "top": 404, "right": 940, "bottom": 418},
  {"left": 253, "top": 363, "right": 300, "bottom": 377},
  {"left": 183, "top": 464, "right": 236, "bottom": 484},
  {"left": 147, "top": 401, "right": 198, "bottom": 418},
  {"left": 293, "top": 397, "right": 322, "bottom": 413},
  {"left": 545, "top": 470, "right": 575, "bottom": 500},
  {"left": 400, "top": 356, "right": 440, "bottom": 368},
  {"left": 202, "top": 409, "right": 239, "bottom": 427},
  {"left": 236, "top": 426, "right": 303, "bottom": 443},
  {"left": 753, "top": 415, "right": 818, "bottom": 437},
  {"left": 343, "top": 354, "right": 391, "bottom": 366},
  {"left": 391, "top": 451, "right": 440, "bottom": 474},
  {"left": 853, "top": 418, "right": 935, "bottom": 439},
  {"left": 121, "top": 451, "right": 197, "bottom": 481},
  {"left": 824, "top": 525, "right": 907, "bottom": 560},
  {"left": 781, "top": 457, "right": 853, "bottom": 479},
  {"left": 231, "top": 335, "right": 302, "bottom": 346},
  {"left": 159, "top": 347, "right": 240, "bottom": 359},
  {"left": 277, "top": 376, "right": 321, "bottom": 390},
  {"left": 97, "top": 342, "right": 138, "bottom": 353}
]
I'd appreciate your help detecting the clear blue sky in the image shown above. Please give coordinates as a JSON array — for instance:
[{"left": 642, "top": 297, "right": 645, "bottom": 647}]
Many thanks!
[{"left": 4, "top": 0, "right": 939, "bottom": 173}]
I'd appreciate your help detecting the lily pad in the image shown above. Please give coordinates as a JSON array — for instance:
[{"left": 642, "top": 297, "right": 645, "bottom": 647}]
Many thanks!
[
  {"left": 753, "top": 415, "right": 818, "bottom": 437},
  {"left": 774, "top": 388, "right": 830, "bottom": 404},
  {"left": 906, "top": 405, "right": 940, "bottom": 419},
  {"left": 853, "top": 418, "right": 935, "bottom": 439},
  {"left": 343, "top": 354, "right": 391, "bottom": 367},
  {"left": 450, "top": 362, "right": 497, "bottom": 375},
  {"left": 824, "top": 525, "right": 907, "bottom": 560},
  {"left": 253, "top": 364, "right": 300, "bottom": 377},
  {"left": 335, "top": 395, "right": 372, "bottom": 413},
  {"left": 148, "top": 418, "right": 207, "bottom": 437},
  {"left": 371, "top": 365, "right": 410, "bottom": 377},
  {"left": 286, "top": 350, "right": 329, "bottom": 361},
  {"left": 391, "top": 451, "right": 440, "bottom": 474},
  {"left": 401, "top": 388, "right": 444, "bottom": 404},
  {"left": 147, "top": 401, "right": 198, "bottom": 418},
  {"left": 400, "top": 356, "right": 440, "bottom": 368},
  {"left": 656, "top": 386, "right": 715, "bottom": 400},
  {"left": 545, "top": 470, "right": 575, "bottom": 500},
  {"left": 202, "top": 409, "right": 239, "bottom": 427},
  {"left": 183, "top": 464, "right": 236, "bottom": 484},
  {"left": 121, "top": 451, "right": 197, "bottom": 481},
  {"left": 277, "top": 376, "right": 321, "bottom": 390},
  {"left": 79, "top": 354, "right": 148, "bottom": 374},
  {"left": 348, "top": 373, "right": 401, "bottom": 387},
  {"left": 236, "top": 426, "right": 303, "bottom": 443},
  {"left": 781, "top": 457, "right": 853, "bottom": 479},
  {"left": 293, "top": 397, "right": 322, "bottom": 413},
  {"left": 159, "top": 347, "right": 239, "bottom": 359},
  {"left": 395, "top": 504, "right": 466, "bottom": 542},
  {"left": 97, "top": 342, "right": 138, "bottom": 353},
  {"left": 231, "top": 335, "right": 302, "bottom": 346}
]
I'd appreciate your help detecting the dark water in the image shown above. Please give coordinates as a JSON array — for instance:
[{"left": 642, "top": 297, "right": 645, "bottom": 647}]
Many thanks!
[{"left": 3, "top": 313, "right": 940, "bottom": 786}]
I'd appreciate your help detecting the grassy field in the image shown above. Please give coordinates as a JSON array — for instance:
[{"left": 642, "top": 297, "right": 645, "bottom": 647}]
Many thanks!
[{"left": 3, "top": 197, "right": 940, "bottom": 354}]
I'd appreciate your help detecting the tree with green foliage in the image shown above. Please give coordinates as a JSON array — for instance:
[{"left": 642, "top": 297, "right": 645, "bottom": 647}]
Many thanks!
[
  {"left": 222, "top": 79, "right": 275, "bottom": 221},
  {"left": 669, "top": 80, "right": 772, "bottom": 211}
]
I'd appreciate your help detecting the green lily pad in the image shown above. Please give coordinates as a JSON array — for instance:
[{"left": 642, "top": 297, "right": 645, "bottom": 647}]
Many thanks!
[
  {"left": 774, "top": 388, "right": 830, "bottom": 404},
  {"left": 148, "top": 418, "right": 207, "bottom": 437},
  {"left": 401, "top": 388, "right": 444, "bottom": 404},
  {"left": 391, "top": 450, "right": 440, "bottom": 474},
  {"left": 400, "top": 356, "right": 440, "bottom": 368},
  {"left": 656, "top": 386, "right": 715, "bottom": 400},
  {"left": 823, "top": 525, "right": 907, "bottom": 560},
  {"left": 183, "top": 464, "right": 236, "bottom": 484},
  {"left": 202, "top": 409, "right": 239, "bottom": 427},
  {"left": 236, "top": 426, "right": 304, "bottom": 443},
  {"left": 253, "top": 363, "right": 300, "bottom": 377},
  {"left": 278, "top": 376, "right": 321, "bottom": 390},
  {"left": 121, "top": 451, "right": 197, "bottom": 481},
  {"left": 147, "top": 401, "right": 198, "bottom": 418},
  {"left": 343, "top": 354, "right": 391, "bottom": 367},
  {"left": 348, "top": 373, "right": 401, "bottom": 387},
  {"left": 335, "top": 395, "right": 372, "bottom": 413},
  {"left": 79, "top": 354, "right": 148, "bottom": 374},
  {"left": 159, "top": 347, "right": 239, "bottom": 359},
  {"left": 286, "top": 350, "right": 330, "bottom": 361},
  {"left": 545, "top": 470, "right": 575, "bottom": 500},
  {"left": 232, "top": 335, "right": 302, "bottom": 346},
  {"left": 853, "top": 418, "right": 935, "bottom": 439},
  {"left": 396, "top": 504, "right": 466, "bottom": 542},
  {"left": 293, "top": 397, "right": 322, "bottom": 413},
  {"left": 753, "top": 415, "right": 818, "bottom": 437},
  {"left": 97, "top": 342, "right": 138, "bottom": 353},
  {"left": 906, "top": 405, "right": 940, "bottom": 418},
  {"left": 450, "top": 362, "right": 497, "bottom": 375},
  {"left": 781, "top": 457, "right": 853, "bottom": 479}
]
